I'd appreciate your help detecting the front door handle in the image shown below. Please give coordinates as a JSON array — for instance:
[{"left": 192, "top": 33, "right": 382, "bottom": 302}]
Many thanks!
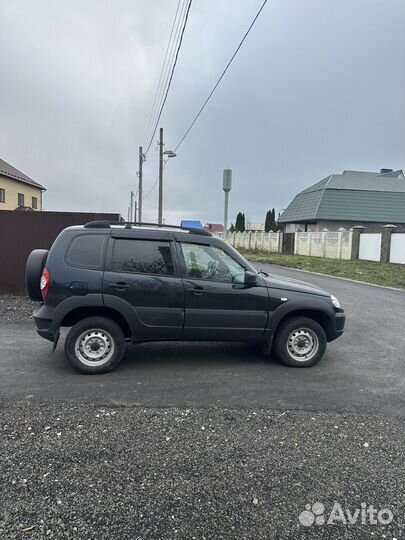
[
  {"left": 184, "top": 281, "right": 205, "bottom": 296},
  {"left": 191, "top": 288, "right": 205, "bottom": 296}
]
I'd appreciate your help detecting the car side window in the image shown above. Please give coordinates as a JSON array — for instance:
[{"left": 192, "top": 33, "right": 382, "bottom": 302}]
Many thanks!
[
  {"left": 66, "top": 234, "right": 106, "bottom": 268},
  {"left": 180, "top": 242, "right": 245, "bottom": 283},
  {"left": 111, "top": 239, "right": 175, "bottom": 276}
]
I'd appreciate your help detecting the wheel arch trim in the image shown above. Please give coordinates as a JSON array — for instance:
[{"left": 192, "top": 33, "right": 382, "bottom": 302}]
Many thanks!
[{"left": 268, "top": 298, "right": 337, "bottom": 341}]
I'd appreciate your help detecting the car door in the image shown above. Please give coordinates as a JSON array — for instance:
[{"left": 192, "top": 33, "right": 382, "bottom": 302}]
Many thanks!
[
  {"left": 103, "top": 231, "right": 184, "bottom": 339},
  {"left": 177, "top": 239, "right": 269, "bottom": 340}
]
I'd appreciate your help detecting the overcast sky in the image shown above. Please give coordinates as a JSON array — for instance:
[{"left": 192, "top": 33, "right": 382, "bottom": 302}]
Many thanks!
[{"left": 1, "top": 0, "right": 404, "bottom": 225}]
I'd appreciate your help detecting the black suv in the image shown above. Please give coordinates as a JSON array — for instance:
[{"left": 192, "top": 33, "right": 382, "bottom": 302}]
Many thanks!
[{"left": 26, "top": 221, "right": 345, "bottom": 374}]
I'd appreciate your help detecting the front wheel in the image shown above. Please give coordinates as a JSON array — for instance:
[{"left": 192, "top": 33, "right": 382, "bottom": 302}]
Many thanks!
[
  {"left": 273, "top": 316, "right": 327, "bottom": 367},
  {"left": 65, "top": 316, "right": 125, "bottom": 374}
]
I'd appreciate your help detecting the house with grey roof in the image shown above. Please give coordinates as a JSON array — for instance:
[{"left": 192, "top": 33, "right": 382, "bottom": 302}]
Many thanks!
[
  {"left": 278, "top": 168, "right": 405, "bottom": 233},
  {"left": 0, "top": 158, "right": 46, "bottom": 211}
]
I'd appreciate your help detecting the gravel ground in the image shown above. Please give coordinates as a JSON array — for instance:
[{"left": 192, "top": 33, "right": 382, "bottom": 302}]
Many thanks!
[
  {"left": 0, "top": 403, "right": 404, "bottom": 540},
  {"left": 0, "top": 296, "right": 35, "bottom": 323}
]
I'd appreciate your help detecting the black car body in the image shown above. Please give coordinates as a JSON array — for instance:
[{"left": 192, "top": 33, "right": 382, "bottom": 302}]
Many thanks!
[{"left": 26, "top": 221, "right": 345, "bottom": 373}]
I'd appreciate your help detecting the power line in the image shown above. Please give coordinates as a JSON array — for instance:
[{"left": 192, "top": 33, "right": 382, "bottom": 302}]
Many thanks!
[
  {"left": 143, "top": 0, "right": 184, "bottom": 149},
  {"left": 142, "top": 160, "right": 169, "bottom": 200},
  {"left": 144, "top": 0, "right": 189, "bottom": 154},
  {"left": 174, "top": 0, "right": 268, "bottom": 152},
  {"left": 145, "top": 0, "right": 193, "bottom": 155},
  {"left": 142, "top": 177, "right": 159, "bottom": 200}
]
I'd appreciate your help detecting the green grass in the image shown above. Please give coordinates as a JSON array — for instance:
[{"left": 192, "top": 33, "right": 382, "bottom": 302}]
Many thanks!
[{"left": 238, "top": 249, "right": 405, "bottom": 289}]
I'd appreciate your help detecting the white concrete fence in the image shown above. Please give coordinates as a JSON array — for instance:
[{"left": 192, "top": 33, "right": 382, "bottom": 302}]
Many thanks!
[
  {"left": 294, "top": 231, "right": 353, "bottom": 260},
  {"left": 216, "top": 231, "right": 283, "bottom": 253},
  {"left": 216, "top": 229, "right": 404, "bottom": 264}
]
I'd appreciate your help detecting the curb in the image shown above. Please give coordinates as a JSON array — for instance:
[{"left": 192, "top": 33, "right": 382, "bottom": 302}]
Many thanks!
[{"left": 248, "top": 260, "right": 405, "bottom": 292}]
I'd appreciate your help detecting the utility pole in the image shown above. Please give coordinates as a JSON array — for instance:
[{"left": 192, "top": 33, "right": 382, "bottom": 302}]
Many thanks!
[
  {"left": 134, "top": 200, "right": 138, "bottom": 223},
  {"left": 223, "top": 169, "right": 232, "bottom": 233},
  {"left": 158, "top": 127, "right": 164, "bottom": 225},
  {"left": 156, "top": 128, "right": 176, "bottom": 225},
  {"left": 138, "top": 146, "right": 143, "bottom": 222}
]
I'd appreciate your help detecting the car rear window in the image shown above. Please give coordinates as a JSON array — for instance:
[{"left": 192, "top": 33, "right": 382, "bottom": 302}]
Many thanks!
[
  {"left": 66, "top": 234, "right": 105, "bottom": 268},
  {"left": 111, "top": 239, "right": 174, "bottom": 275}
]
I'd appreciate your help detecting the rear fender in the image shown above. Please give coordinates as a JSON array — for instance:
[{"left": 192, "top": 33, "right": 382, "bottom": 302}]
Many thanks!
[{"left": 48, "top": 294, "right": 104, "bottom": 333}]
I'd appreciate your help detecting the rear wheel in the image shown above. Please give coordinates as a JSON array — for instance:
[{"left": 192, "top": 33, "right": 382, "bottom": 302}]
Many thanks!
[
  {"left": 65, "top": 316, "right": 125, "bottom": 374},
  {"left": 273, "top": 316, "right": 327, "bottom": 367}
]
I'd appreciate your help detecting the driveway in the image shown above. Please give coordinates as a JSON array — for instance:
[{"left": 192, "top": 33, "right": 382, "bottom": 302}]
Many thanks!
[
  {"left": 1, "top": 266, "right": 405, "bottom": 540},
  {"left": 1, "top": 265, "right": 404, "bottom": 416}
]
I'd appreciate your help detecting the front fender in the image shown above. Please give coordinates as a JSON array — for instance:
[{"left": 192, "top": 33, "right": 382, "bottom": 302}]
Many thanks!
[{"left": 266, "top": 295, "right": 338, "bottom": 339}]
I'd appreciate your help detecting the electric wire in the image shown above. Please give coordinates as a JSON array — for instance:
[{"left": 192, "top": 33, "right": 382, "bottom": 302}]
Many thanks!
[
  {"left": 143, "top": 0, "right": 184, "bottom": 149},
  {"left": 145, "top": 0, "right": 193, "bottom": 155},
  {"left": 174, "top": 0, "right": 268, "bottom": 152}
]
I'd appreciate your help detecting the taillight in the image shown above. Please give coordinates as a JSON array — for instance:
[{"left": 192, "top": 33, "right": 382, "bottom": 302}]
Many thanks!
[{"left": 40, "top": 268, "right": 50, "bottom": 301}]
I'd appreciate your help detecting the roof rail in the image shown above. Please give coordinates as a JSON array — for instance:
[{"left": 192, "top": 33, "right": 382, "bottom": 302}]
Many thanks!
[{"left": 83, "top": 220, "right": 212, "bottom": 236}]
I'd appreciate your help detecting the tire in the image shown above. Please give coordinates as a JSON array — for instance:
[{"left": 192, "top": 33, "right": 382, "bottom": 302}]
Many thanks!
[
  {"left": 25, "top": 249, "right": 49, "bottom": 301},
  {"left": 64, "top": 316, "right": 125, "bottom": 374},
  {"left": 273, "top": 316, "right": 327, "bottom": 368}
]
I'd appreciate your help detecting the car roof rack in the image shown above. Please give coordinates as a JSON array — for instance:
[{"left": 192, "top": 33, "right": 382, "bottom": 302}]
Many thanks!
[{"left": 83, "top": 220, "right": 212, "bottom": 236}]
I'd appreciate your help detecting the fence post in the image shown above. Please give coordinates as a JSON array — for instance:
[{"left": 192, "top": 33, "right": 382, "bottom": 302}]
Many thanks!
[
  {"left": 337, "top": 231, "right": 343, "bottom": 259},
  {"left": 380, "top": 224, "right": 398, "bottom": 263},
  {"left": 351, "top": 226, "right": 366, "bottom": 260},
  {"left": 321, "top": 232, "right": 326, "bottom": 257}
]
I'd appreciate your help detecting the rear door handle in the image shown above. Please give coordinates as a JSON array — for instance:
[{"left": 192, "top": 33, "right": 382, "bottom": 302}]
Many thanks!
[{"left": 109, "top": 282, "right": 129, "bottom": 291}]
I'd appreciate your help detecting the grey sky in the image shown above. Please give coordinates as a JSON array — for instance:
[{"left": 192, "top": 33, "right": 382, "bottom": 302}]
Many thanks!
[{"left": 1, "top": 0, "right": 404, "bottom": 226}]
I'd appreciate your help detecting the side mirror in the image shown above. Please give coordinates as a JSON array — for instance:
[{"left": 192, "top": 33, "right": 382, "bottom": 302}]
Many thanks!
[{"left": 244, "top": 271, "right": 257, "bottom": 287}]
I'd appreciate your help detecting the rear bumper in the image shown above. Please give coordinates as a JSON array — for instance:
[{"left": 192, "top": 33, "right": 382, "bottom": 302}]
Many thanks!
[{"left": 33, "top": 304, "right": 56, "bottom": 342}]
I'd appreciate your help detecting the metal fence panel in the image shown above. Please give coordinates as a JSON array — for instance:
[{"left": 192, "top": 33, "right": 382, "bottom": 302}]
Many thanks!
[
  {"left": 358, "top": 233, "right": 381, "bottom": 262},
  {"left": 389, "top": 234, "right": 405, "bottom": 264},
  {"left": 0, "top": 210, "right": 121, "bottom": 295}
]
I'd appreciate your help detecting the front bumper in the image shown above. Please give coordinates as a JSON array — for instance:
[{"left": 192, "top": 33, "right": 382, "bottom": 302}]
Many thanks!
[{"left": 331, "top": 311, "right": 345, "bottom": 340}]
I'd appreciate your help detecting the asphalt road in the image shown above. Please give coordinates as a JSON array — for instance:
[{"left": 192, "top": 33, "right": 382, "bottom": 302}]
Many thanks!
[
  {"left": 1, "top": 265, "right": 404, "bottom": 416},
  {"left": 1, "top": 266, "right": 405, "bottom": 539}
]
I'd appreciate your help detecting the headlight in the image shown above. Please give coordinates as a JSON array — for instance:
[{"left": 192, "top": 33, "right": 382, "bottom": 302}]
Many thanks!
[{"left": 331, "top": 294, "right": 341, "bottom": 309}]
